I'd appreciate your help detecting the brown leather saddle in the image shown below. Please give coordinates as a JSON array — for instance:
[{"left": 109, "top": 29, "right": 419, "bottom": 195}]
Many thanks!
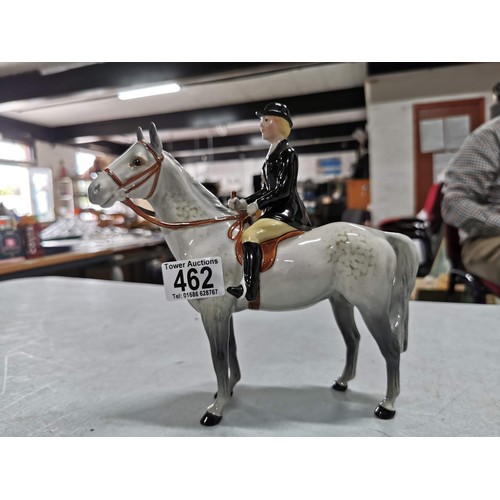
[
  {"left": 228, "top": 216, "right": 303, "bottom": 272},
  {"left": 227, "top": 215, "right": 304, "bottom": 309}
]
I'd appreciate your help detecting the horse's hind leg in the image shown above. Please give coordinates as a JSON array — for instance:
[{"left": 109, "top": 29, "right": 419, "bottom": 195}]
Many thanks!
[
  {"left": 200, "top": 307, "right": 233, "bottom": 426},
  {"left": 359, "top": 309, "right": 401, "bottom": 419},
  {"left": 329, "top": 295, "right": 360, "bottom": 392}
]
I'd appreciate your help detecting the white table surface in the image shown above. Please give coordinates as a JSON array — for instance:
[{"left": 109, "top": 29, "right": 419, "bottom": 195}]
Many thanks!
[{"left": 1, "top": 276, "right": 499, "bottom": 437}]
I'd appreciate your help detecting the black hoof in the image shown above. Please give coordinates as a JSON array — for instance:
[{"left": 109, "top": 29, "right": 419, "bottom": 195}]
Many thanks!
[
  {"left": 227, "top": 285, "right": 243, "bottom": 298},
  {"left": 200, "top": 411, "right": 222, "bottom": 426},
  {"left": 332, "top": 381, "right": 348, "bottom": 392},
  {"left": 374, "top": 405, "right": 396, "bottom": 420}
]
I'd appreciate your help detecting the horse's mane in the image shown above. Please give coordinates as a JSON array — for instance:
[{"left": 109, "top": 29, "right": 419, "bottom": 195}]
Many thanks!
[{"left": 163, "top": 151, "right": 233, "bottom": 216}]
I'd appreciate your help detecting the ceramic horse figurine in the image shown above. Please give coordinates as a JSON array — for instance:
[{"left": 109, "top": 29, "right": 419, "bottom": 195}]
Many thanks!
[{"left": 88, "top": 123, "right": 419, "bottom": 427}]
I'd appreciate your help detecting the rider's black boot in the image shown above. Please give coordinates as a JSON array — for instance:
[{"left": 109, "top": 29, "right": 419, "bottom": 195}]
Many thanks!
[
  {"left": 243, "top": 242, "right": 262, "bottom": 302},
  {"left": 226, "top": 242, "right": 262, "bottom": 302}
]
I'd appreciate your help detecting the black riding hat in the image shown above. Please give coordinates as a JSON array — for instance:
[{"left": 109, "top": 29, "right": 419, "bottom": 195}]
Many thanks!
[{"left": 256, "top": 102, "right": 293, "bottom": 128}]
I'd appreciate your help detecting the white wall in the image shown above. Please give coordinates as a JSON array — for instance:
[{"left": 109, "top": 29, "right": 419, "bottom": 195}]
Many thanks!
[
  {"left": 35, "top": 141, "right": 80, "bottom": 178},
  {"left": 184, "top": 150, "right": 357, "bottom": 198},
  {"left": 35, "top": 140, "right": 117, "bottom": 176},
  {"left": 366, "top": 63, "right": 500, "bottom": 224},
  {"left": 33, "top": 137, "right": 356, "bottom": 214},
  {"left": 34, "top": 140, "right": 118, "bottom": 216}
]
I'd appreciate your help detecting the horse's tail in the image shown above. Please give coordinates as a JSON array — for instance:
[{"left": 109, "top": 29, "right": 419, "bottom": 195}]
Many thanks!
[{"left": 385, "top": 232, "right": 419, "bottom": 352}]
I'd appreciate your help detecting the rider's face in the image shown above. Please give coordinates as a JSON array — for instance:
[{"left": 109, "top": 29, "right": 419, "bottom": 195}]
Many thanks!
[{"left": 259, "top": 115, "right": 283, "bottom": 143}]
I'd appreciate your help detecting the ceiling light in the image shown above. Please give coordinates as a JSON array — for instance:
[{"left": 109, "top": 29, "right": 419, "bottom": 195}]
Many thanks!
[{"left": 117, "top": 83, "right": 181, "bottom": 100}]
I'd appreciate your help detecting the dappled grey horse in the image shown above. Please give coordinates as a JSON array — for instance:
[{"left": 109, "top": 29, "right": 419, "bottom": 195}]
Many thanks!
[{"left": 88, "top": 123, "right": 419, "bottom": 426}]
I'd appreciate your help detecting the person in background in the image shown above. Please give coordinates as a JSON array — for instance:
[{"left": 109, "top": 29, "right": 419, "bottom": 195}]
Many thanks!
[
  {"left": 490, "top": 82, "right": 500, "bottom": 120},
  {"left": 85, "top": 156, "right": 111, "bottom": 180},
  {"left": 226, "top": 102, "right": 312, "bottom": 302},
  {"left": 441, "top": 112, "right": 500, "bottom": 286}
]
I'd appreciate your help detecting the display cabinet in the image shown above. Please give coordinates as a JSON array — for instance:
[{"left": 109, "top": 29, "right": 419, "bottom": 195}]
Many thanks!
[{"left": 55, "top": 177, "right": 74, "bottom": 218}]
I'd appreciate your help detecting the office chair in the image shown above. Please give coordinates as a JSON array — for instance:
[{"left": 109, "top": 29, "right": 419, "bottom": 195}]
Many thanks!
[
  {"left": 443, "top": 223, "right": 500, "bottom": 303},
  {"left": 378, "top": 182, "right": 444, "bottom": 277}
]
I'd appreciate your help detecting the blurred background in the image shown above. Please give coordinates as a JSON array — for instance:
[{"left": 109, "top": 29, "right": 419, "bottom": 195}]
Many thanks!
[{"left": 1, "top": 61, "right": 499, "bottom": 301}]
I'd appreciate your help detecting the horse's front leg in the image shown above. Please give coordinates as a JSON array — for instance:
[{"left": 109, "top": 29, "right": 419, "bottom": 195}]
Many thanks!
[
  {"left": 329, "top": 295, "right": 360, "bottom": 392},
  {"left": 213, "top": 316, "right": 241, "bottom": 398},
  {"left": 199, "top": 303, "right": 234, "bottom": 426},
  {"left": 228, "top": 316, "right": 241, "bottom": 394}
]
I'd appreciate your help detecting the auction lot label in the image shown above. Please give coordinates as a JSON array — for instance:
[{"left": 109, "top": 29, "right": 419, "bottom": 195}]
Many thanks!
[{"left": 162, "top": 257, "right": 225, "bottom": 301}]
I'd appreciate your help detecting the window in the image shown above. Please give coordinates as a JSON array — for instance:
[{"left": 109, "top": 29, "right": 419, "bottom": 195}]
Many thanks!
[
  {"left": 75, "top": 151, "right": 96, "bottom": 176},
  {"left": 0, "top": 139, "right": 54, "bottom": 222},
  {"left": 0, "top": 138, "right": 33, "bottom": 163},
  {"left": 0, "top": 165, "right": 32, "bottom": 215}
]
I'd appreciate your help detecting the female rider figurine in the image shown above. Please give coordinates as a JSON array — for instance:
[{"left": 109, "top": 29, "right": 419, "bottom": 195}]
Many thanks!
[{"left": 227, "top": 102, "right": 312, "bottom": 302}]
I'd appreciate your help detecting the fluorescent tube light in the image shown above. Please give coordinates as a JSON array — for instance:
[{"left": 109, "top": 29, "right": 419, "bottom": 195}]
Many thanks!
[{"left": 118, "top": 83, "right": 181, "bottom": 100}]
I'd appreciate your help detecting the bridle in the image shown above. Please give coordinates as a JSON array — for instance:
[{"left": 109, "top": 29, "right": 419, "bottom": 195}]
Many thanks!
[
  {"left": 105, "top": 140, "right": 163, "bottom": 200},
  {"left": 104, "top": 140, "right": 246, "bottom": 233}
]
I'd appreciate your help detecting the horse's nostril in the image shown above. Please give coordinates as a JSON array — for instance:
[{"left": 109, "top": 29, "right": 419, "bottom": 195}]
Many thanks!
[{"left": 93, "top": 183, "right": 101, "bottom": 193}]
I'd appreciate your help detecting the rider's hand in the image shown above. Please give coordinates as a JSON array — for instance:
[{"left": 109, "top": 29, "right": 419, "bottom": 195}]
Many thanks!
[
  {"left": 247, "top": 201, "right": 259, "bottom": 216},
  {"left": 228, "top": 197, "right": 248, "bottom": 212}
]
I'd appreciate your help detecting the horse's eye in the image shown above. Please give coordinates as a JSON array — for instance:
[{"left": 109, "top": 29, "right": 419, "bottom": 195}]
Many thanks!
[{"left": 131, "top": 158, "right": 143, "bottom": 167}]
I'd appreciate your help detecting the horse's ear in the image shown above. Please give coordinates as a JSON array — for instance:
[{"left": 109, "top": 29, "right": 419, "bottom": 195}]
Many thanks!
[
  {"left": 149, "top": 122, "right": 163, "bottom": 155},
  {"left": 137, "top": 127, "right": 144, "bottom": 141}
]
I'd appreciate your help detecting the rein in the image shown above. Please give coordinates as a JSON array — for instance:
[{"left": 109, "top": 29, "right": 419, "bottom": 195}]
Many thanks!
[
  {"left": 105, "top": 141, "right": 248, "bottom": 234},
  {"left": 122, "top": 197, "right": 247, "bottom": 232}
]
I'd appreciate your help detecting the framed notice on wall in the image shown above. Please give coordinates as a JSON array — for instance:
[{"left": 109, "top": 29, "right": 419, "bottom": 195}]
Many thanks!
[
  {"left": 419, "top": 115, "right": 471, "bottom": 153},
  {"left": 413, "top": 98, "right": 484, "bottom": 212}
]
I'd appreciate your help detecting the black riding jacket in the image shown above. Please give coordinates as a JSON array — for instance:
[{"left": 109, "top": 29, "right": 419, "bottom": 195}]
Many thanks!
[{"left": 245, "top": 140, "right": 312, "bottom": 232}]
